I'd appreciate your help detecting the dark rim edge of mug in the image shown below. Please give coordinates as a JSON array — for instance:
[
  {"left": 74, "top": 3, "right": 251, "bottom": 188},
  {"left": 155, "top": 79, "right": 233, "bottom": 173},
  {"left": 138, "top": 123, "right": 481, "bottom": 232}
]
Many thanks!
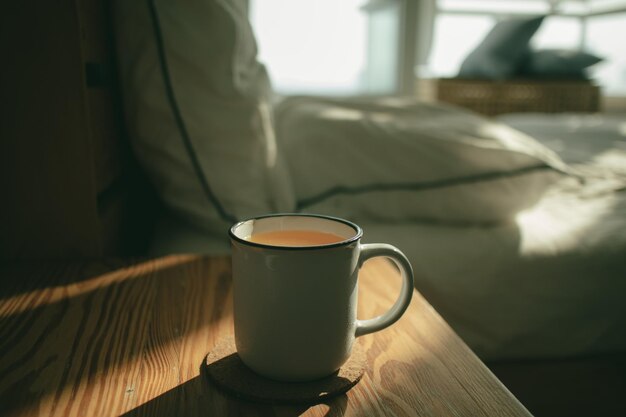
[{"left": 229, "top": 213, "right": 363, "bottom": 251}]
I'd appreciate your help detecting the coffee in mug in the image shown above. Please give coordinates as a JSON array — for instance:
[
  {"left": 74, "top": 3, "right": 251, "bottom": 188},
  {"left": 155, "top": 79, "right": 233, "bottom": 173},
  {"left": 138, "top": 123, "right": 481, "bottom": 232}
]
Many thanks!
[
  {"left": 246, "top": 229, "right": 345, "bottom": 246},
  {"left": 230, "top": 213, "right": 414, "bottom": 382}
]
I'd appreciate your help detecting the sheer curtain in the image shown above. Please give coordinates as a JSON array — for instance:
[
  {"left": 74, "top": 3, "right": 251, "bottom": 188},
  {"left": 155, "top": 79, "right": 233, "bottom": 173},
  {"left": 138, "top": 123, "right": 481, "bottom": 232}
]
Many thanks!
[{"left": 249, "top": 0, "right": 406, "bottom": 96}]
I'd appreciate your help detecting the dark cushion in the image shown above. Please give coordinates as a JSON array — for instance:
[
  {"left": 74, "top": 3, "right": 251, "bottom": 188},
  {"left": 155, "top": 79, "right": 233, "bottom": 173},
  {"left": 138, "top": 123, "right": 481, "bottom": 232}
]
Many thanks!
[
  {"left": 458, "top": 16, "right": 545, "bottom": 79},
  {"left": 519, "top": 49, "right": 603, "bottom": 79}
]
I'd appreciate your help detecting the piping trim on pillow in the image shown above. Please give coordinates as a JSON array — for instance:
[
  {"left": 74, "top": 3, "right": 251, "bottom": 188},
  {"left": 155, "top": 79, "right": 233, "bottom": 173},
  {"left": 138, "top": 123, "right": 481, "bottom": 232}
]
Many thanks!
[
  {"left": 147, "top": 0, "right": 237, "bottom": 224},
  {"left": 296, "top": 164, "right": 558, "bottom": 210}
]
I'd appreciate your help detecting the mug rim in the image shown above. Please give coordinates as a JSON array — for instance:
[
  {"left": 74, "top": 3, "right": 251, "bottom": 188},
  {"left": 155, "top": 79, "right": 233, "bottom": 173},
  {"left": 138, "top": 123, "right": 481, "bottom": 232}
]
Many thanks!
[{"left": 229, "top": 213, "right": 363, "bottom": 251}]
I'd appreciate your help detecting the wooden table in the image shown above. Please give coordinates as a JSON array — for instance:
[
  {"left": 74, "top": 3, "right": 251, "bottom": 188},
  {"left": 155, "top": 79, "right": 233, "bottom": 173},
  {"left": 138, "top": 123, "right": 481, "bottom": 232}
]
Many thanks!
[{"left": 0, "top": 255, "right": 530, "bottom": 416}]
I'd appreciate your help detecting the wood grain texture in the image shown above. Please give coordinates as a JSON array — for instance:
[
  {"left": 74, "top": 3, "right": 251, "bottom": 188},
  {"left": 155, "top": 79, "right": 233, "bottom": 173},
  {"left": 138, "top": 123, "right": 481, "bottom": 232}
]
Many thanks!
[{"left": 0, "top": 255, "right": 530, "bottom": 416}]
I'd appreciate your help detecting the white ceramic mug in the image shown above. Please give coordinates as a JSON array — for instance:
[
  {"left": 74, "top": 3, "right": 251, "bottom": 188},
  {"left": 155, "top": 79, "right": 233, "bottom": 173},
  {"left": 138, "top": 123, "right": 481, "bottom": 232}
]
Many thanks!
[{"left": 229, "top": 214, "right": 414, "bottom": 381}]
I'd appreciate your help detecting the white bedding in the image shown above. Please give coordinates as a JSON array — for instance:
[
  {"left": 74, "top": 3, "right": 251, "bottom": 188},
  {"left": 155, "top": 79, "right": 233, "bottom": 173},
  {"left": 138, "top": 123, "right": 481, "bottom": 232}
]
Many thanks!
[{"left": 150, "top": 112, "right": 626, "bottom": 361}]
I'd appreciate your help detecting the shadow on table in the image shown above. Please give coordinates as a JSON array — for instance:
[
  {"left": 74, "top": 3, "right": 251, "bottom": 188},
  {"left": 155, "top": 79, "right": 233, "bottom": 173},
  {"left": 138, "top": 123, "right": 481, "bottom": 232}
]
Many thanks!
[
  {"left": 0, "top": 256, "right": 233, "bottom": 417},
  {"left": 120, "top": 361, "right": 349, "bottom": 417}
]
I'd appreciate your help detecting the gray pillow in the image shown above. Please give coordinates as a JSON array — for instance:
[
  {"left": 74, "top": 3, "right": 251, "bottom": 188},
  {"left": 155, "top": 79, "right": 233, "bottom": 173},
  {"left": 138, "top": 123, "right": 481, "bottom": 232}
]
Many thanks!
[
  {"left": 519, "top": 49, "right": 603, "bottom": 79},
  {"left": 458, "top": 16, "right": 545, "bottom": 79}
]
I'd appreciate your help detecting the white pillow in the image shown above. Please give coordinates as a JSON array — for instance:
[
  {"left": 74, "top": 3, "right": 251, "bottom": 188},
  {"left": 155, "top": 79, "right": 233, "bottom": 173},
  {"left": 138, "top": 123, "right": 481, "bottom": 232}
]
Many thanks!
[
  {"left": 113, "top": 0, "right": 294, "bottom": 233},
  {"left": 275, "top": 96, "right": 570, "bottom": 225}
]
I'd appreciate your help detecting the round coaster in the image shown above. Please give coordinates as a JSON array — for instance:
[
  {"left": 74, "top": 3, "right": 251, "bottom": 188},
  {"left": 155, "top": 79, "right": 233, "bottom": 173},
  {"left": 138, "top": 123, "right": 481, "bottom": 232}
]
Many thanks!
[{"left": 203, "top": 336, "right": 366, "bottom": 404}]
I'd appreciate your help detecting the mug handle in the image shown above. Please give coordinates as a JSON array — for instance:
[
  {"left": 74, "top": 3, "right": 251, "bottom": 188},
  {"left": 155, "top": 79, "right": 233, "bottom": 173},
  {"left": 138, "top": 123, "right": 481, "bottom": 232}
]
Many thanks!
[{"left": 355, "top": 243, "right": 414, "bottom": 337}]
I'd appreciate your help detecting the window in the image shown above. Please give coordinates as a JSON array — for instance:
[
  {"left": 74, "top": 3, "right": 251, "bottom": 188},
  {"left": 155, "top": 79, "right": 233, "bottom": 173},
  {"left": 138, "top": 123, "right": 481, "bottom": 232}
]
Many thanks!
[
  {"left": 249, "top": 0, "right": 402, "bottom": 96},
  {"left": 437, "top": 0, "right": 549, "bottom": 14},
  {"left": 428, "top": 14, "right": 495, "bottom": 78},
  {"left": 250, "top": 1, "right": 626, "bottom": 97},
  {"left": 531, "top": 15, "right": 582, "bottom": 50},
  {"left": 585, "top": 12, "right": 626, "bottom": 95}
]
